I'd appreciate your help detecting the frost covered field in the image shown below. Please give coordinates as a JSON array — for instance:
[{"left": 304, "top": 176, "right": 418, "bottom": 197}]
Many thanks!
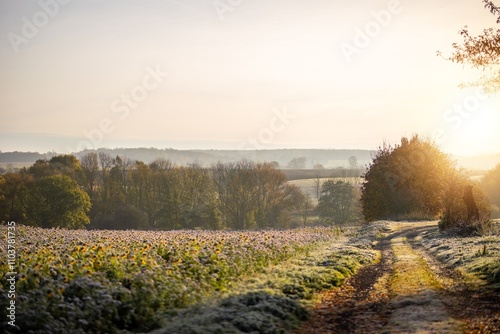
[
  {"left": 3, "top": 221, "right": 497, "bottom": 333},
  {"left": 417, "top": 222, "right": 500, "bottom": 287},
  {"left": 0, "top": 225, "right": 377, "bottom": 333}
]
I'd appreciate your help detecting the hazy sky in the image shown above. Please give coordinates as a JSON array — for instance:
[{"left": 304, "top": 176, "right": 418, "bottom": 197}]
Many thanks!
[{"left": 0, "top": 0, "right": 498, "bottom": 156}]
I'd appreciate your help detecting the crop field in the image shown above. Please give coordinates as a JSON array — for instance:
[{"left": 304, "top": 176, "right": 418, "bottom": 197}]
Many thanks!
[{"left": 0, "top": 225, "right": 378, "bottom": 333}]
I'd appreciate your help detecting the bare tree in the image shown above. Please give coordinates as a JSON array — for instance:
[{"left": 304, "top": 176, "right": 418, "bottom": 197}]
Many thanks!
[
  {"left": 80, "top": 152, "right": 99, "bottom": 199},
  {"left": 212, "top": 160, "right": 258, "bottom": 229},
  {"left": 438, "top": 0, "right": 500, "bottom": 93},
  {"left": 348, "top": 156, "right": 358, "bottom": 169},
  {"left": 212, "top": 160, "right": 305, "bottom": 229},
  {"left": 301, "top": 194, "right": 312, "bottom": 227},
  {"left": 313, "top": 176, "right": 322, "bottom": 201},
  {"left": 287, "top": 157, "right": 307, "bottom": 169}
]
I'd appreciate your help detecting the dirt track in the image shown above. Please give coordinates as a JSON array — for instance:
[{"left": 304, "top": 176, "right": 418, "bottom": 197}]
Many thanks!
[{"left": 297, "top": 222, "right": 500, "bottom": 334}]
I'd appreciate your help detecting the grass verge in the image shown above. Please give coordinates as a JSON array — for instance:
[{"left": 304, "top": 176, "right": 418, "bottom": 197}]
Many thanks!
[{"left": 417, "top": 227, "right": 500, "bottom": 289}]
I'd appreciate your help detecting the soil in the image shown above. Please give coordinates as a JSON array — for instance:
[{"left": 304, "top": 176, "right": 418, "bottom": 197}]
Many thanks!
[{"left": 296, "top": 222, "right": 500, "bottom": 334}]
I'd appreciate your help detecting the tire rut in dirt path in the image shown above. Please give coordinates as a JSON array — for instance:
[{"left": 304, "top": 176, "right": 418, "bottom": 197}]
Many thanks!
[{"left": 296, "top": 236, "right": 394, "bottom": 334}]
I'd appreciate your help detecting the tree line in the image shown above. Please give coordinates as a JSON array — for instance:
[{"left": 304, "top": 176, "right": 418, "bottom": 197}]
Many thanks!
[
  {"left": 0, "top": 152, "right": 366, "bottom": 230},
  {"left": 2, "top": 137, "right": 498, "bottom": 232},
  {"left": 1, "top": 154, "right": 351, "bottom": 230}
]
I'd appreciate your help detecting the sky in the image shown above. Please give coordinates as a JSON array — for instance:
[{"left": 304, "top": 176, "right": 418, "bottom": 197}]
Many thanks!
[{"left": 0, "top": 0, "right": 499, "bottom": 156}]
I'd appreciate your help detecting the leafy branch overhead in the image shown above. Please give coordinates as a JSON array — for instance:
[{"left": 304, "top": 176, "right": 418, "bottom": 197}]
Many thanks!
[{"left": 438, "top": 0, "right": 500, "bottom": 93}]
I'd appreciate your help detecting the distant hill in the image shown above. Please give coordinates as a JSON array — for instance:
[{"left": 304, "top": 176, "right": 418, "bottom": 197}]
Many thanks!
[
  {"left": 0, "top": 148, "right": 373, "bottom": 169},
  {"left": 0, "top": 151, "right": 58, "bottom": 167},
  {"left": 2, "top": 148, "right": 499, "bottom": 171},
  {"left": 75, "top": 148, "right": 374, "bottom": 169}
]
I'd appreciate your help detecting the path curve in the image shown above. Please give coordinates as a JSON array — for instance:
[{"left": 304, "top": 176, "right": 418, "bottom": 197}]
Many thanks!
[{"left": 297, "top": 222, "right": 499, "bottom": 334}]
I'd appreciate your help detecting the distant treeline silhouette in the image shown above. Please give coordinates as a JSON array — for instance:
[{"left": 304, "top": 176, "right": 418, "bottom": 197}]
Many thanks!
[{"left": 0, "top": 154, "right": 317, "bottom": 230}]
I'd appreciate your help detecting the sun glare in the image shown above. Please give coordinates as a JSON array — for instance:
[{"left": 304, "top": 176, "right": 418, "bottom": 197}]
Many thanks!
[{"left": 447, "top": 108, "right": 499, "bottom": 156}]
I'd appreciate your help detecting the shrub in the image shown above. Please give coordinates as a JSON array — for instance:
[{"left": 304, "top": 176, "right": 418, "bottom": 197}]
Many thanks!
[
  {"left": 317, "top": 180, "right": 358, "bottom": 225},
  {"left": 361, "top": 136, "right": 453, "bottom": 222},
  {"left": 439, "top": 169, "right": 492, "bottom": 235}
]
